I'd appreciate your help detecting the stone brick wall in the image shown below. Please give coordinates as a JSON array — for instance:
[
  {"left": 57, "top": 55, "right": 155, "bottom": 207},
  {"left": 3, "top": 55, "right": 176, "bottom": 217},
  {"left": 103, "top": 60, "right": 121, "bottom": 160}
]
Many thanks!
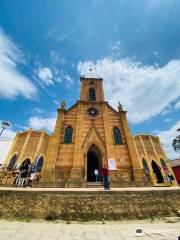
[
  {"left": 0, "top": 189, "right": 179, "bottom": 221},
  {"left": 134, "top": 134, "right": 178, "bottom": 186},
  {"left": 80, "top": 78, "right": 104, "bottom": 102},
  {"left": 3, "top": 130, "right": 50, "bottom": 167}
]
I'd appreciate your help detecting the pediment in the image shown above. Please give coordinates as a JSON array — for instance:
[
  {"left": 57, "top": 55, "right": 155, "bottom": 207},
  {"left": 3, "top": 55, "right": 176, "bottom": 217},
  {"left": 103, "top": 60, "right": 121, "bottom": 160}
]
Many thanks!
[{"left": 81, "top": 123, "right": 106, "bottom": 154}]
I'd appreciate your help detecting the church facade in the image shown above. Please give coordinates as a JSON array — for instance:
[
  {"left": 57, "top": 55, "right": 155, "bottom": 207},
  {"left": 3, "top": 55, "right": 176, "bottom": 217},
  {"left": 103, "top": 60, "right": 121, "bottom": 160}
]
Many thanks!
[{"left": 2, "top": 77, "right": 178, "bottom": 187}]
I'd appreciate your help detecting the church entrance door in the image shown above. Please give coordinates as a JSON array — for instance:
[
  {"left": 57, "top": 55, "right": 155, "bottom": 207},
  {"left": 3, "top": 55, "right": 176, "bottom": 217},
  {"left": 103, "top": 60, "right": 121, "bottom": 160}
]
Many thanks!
[
  {"left": 87, "top": 145, "right": 101, "bottom": 182},
  {"left": 152, "top": 160, "right": 164, "bottom": 183}
]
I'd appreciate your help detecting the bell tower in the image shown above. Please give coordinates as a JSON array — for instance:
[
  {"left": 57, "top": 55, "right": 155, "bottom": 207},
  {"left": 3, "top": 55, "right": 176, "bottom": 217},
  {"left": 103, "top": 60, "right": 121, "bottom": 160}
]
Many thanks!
[{"left": 80, "top": 77, "right": 105, "bottom": 102}]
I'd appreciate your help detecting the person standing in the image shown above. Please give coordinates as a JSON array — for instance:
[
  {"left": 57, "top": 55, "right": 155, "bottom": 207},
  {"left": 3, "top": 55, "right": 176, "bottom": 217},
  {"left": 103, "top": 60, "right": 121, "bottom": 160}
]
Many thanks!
[
  {"left": 94, "top": 169, "right": 99, "bottom": 182},
  {"left": 101, "top": 163, "right": 110, "bottom": 190},
  {"left": 18, "top": 170, "right": 27, "bottom": 188},
  {"left": 15, "top": 169, "right": 21, "bottom": 186},
  {"left": 27, "top": 171, "right": 35, "bottom": 188}
]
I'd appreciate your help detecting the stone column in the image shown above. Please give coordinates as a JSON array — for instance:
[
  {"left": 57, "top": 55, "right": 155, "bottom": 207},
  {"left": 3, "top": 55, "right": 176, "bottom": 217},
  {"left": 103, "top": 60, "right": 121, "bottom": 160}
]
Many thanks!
[
  {"left": 17, "top": 130, "right": 32, "bottom": 164},
  {"left": 119, "top": 111, "right": 146, "bottom": 185},
  {"left": 102, "top": 103, "right": 112, "bottom": 162},
  {"left": 33, "top": 131, "right": 45, "bottom": 162},
  {"left": 139, "top": 136, "right": 156, "bottom": 185},
  {"left": 3, "top": 132, "right": 20, "bottom": 165},
  {"left": 41, "top": 108, "right": 65, "bottom": 183},
  {"left": 68, "top": 103, "right": 84, "bottom": 181}
]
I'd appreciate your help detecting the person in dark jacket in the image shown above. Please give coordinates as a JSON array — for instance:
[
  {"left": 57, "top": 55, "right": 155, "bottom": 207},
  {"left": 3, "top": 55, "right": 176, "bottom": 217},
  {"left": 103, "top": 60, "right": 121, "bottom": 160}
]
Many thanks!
[
  {"left": 101, "top": 163, "right": 110, "bottom": 190},
  {"left": 18, "top": 170, "right": 27, "bottom": 187}
]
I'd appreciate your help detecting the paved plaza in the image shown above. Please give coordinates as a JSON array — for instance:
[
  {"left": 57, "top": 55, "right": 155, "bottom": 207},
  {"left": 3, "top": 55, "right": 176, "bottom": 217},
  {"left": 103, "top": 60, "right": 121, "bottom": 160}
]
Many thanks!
[{"left": 0, "top": 219, "right": 180, "bottom": 240}]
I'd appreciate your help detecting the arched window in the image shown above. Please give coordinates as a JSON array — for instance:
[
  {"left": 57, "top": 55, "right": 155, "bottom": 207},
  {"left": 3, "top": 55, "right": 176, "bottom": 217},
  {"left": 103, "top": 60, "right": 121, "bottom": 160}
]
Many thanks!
[
  {"left": 21, "top": 158, "right": 31, "bottom": 166},
  {"left": 113, "top": 127, "right": 123, "bottom": 144},
  {"left": 151, "top": 160, "right": 164, "bottom": 183},
  {"left": 160, "top": 158, "right": 169, "bottom": 173},
  {"left": 35, "top": 156, "right": 44, "bottom": 172},
  {"left": 64, "top": 126, "right": 73, "bottom": 144},
  {"left": 89, "top": 88, "right": 96, "bottom": 101},
  {"left": 142, "top": 158, "right": 150, "bottom": 174},
  {"left": 7, "top": 154, "right": 18, "bottom": 171},
  {"left": 20, "top": 158, "right": 31, "bottom": 171}
]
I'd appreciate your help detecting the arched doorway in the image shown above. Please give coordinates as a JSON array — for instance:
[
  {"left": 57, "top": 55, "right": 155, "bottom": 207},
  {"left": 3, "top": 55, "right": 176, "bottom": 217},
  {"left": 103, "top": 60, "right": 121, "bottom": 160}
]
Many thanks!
[
  {"left": 87, "top": 145, "right": 101, "bottom": 182},
  {"left": 151, "top": 160, "right": 164, "bottom": 183},
  {"left": 35, "top": 156, "right": 44, "bottom": 172},
  {"left": 7, "top": 154, "right": 18, "bottom": 171},
  {"left": 142, "top": 158, "right": 151, "bottom": 182},
  {"left": 20, "top": 158, "right": 31, "bottom": 170}
]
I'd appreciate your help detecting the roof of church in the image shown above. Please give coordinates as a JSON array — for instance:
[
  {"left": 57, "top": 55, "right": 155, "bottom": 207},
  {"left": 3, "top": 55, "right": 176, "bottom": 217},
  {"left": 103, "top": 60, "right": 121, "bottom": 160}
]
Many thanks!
[
  {"left": 169, "top": 159, "right": 180, "bottom": 167},
  {"left": 16, "top": 129, "right": 50, "bottom": 136},
  {"left": 134, "top": 134, "right": 159, "bottom": 139}
]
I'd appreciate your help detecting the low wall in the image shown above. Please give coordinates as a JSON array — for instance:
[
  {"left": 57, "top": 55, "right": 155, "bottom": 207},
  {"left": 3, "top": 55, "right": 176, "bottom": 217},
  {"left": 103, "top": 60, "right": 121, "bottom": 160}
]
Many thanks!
[{"left": 0, "top": 189, "right": 180, "bottom": 221}]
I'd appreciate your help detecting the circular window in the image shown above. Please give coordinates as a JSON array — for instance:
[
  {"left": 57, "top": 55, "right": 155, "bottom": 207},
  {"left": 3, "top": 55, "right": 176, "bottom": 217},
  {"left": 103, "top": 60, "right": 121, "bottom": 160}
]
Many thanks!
[{"left": 87, "top": 107, "right": 98, "bottom": 117}]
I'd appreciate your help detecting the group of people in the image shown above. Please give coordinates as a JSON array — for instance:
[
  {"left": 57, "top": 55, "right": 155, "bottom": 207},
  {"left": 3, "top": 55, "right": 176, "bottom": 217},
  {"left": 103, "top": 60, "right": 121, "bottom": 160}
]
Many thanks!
[
  {"left": 96, "top": 164, "right": 176, "bottom": 189},
  {"left": 15, "top": 159, "right": 36, "bottom": 188},
  {"left": 14, "top": 160, "right": 176, "bottom": 189},
  {"left": 94, "top": 164, "right": 110, "bottom": 190}
]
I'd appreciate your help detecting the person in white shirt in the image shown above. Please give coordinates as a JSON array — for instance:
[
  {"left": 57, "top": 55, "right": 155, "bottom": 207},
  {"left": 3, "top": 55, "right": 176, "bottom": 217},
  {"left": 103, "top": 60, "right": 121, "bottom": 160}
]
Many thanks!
[{"left": 94, "top": 169, "right": 99, "bottom": 182}]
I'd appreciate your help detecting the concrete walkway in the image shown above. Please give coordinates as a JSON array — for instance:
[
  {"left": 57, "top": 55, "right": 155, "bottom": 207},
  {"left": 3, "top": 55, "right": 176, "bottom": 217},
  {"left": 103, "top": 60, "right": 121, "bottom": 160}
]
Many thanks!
[
  {"left": 0, "top": 186, "right": 180, "bottom": 192},
  {"left": 0, "top": 220, "right": 179, "bottom": 240}
]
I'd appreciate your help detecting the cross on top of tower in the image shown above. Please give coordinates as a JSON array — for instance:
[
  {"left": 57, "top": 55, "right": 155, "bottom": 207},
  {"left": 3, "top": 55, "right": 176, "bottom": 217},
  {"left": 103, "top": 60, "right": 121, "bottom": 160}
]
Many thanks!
[{"left": 89, "top": 64, "right": 93, "bottom": 72}]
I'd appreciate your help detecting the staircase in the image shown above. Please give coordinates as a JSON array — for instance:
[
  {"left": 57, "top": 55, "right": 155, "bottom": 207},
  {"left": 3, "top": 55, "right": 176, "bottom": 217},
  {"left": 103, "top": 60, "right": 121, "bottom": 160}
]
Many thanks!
[{"left": 86, "top": 181, "right": 103, "bottom": 188}]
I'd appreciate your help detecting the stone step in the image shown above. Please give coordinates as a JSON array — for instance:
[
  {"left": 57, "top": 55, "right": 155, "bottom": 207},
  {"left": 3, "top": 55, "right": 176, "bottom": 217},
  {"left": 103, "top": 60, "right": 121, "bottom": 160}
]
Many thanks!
[{"left": 86, "top": 182, "right": 103, "bottom": 188}]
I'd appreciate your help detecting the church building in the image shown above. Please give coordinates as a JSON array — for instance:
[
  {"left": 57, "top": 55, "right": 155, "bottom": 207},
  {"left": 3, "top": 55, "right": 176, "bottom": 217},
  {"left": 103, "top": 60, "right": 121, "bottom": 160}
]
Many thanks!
[{"left": 2, "top": 77, "right": 178, "bottom": 187}]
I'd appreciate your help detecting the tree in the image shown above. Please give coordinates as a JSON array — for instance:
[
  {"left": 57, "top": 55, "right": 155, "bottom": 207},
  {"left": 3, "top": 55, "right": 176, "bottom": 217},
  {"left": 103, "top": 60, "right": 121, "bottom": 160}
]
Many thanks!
[{"left": 172, "top": 128, "right": 180, "bottom": 152}]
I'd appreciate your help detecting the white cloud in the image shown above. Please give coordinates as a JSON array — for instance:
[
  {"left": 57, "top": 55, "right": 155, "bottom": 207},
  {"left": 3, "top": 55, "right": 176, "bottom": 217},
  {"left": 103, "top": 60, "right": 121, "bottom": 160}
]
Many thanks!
[
  {"left": 60, "top": 70, "right": 74, "bottom": 87},
  {"left": 64, "top": 74, "right": 73, "bottom": 85},
  {"left": 161, "top": 106, "right": 172, "bottom": 116},
  {"left": 53, "top": 99, "right": 60, "bottom": 106},
  {"left": 35, "top": 53, "right": 72, "bottom": 87},
  {"left": 33, "top": 108, "right": 43, "bottom": 114},
  {"left": 0, "top": 140, "right": 13, "bottom": 164},
  {"left": 36, "top": 65, "right": 73, "bottom": 87},
  {"left": 0, "top": 28, "right": 37, "bottom": 99},
  {"left": 37, "top": 67, "right": 54, "bottom": 85},
  {"left": 1, "top": 128, "right": 16, "bottom": 140},
  {"left": 0, "top": 121, "right": 19, "bottom": 163},
  {"left": 110, "top": 41, "right": 122, "bottom": 58},
  {"left": 175, "top": 99, "right": 180, "bottom": 110},
  {"left": 50, "top": 50, "right": 66, "bottom": 65},
  {"left": 77, "top": 58, "right": 180, "bottom": 123},
  {"left": 28, "top": 116, "right": 56, "bottom": 133},
  {"left": 158, "top": 121, "right": 180, "bottom": 159}
]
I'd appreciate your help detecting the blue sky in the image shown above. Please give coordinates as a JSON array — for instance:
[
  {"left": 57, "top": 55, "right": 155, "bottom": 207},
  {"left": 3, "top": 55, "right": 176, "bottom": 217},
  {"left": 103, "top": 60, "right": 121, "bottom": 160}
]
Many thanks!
[{"left": 0, "top": 0, "right": 179, "bottom": 159}]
